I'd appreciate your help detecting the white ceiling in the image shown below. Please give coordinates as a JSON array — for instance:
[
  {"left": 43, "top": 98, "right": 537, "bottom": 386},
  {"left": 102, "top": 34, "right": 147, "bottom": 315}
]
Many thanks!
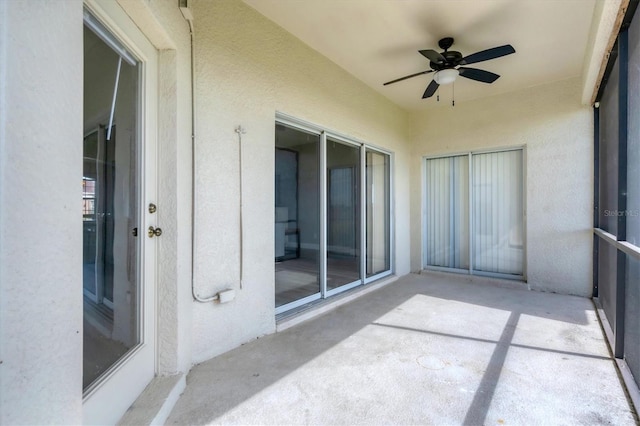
[{"left": 243, "top": 0, "right": 597, "bottom": 110}]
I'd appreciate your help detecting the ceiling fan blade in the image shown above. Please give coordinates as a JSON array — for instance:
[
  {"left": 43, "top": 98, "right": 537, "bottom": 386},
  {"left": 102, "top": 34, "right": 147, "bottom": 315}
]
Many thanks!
[
  {"left": 383, "top": 70, "right": 433, "bottom": 86},
  {"left": 422, "top": 79, "right": 439, "bottom": 98},
  {"left": 419, "top": 49, "right": 446, "bottom": 64},
  {"left": 458, "top": 67, "right": 500, "bottom": 83},
  {"left": 462, "top": 44, "right": 515, "bottom": 65}
]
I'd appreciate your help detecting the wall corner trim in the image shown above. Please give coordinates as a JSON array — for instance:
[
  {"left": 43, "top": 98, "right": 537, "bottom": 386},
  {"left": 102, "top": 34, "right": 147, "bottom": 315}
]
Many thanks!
[
  {"left": 116, "top": 0, "right": 176, "bottom": 50},
  {"left": 582, "top": 0, "right": 628, "bottom": 105}
]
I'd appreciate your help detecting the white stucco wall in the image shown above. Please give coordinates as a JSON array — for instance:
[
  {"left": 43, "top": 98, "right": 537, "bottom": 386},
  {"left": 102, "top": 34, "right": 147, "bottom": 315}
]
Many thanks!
[
  {"left": 1, "top": 0, "right": 194, "bottom": 422},
  {"left": 115, "top": 0, "right": 195, "bottom": 376},
  {"left": 150, "top": 0, "right": 194, "bottom": 378},
  {"left": 190, "top": 0, "right": 411, "bottom": 363},
  {"left": 409, "top": 77, "right": 594, "bottom": 296},
  {"left": 129, "top": 0, "right": 195, "bottom": 377},
  {"left": 0, "top": 0, "right": 604, "bottom": 422},
  {"left": 0, "top": 1, "right": 83, "bottom": 424}
]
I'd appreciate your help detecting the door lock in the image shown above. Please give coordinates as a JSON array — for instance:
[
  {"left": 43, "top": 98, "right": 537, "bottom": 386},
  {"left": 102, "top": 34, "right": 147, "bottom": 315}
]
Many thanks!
[
  {"left": 148, "top": 203, "right": 157, "bottom": 214},
  {"left": 132, "top": 227, "right": 138, "bottom": 237},
  {"left": 148, "top": 226, "right": 162, "bottom": 238}
]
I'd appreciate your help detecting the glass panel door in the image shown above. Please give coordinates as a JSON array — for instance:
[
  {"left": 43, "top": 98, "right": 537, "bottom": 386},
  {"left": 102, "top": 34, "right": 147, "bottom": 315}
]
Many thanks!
[
  {"left": 366, "top": 150, "right": 390, "bottom": 277},
  {"left": 424, "top": 150, "right": 523, "bottom": 278},
  {"left": 83, "top": 130, "right": 100, "bottom": 301},
  {"left": 83, "top": 22, "right": 141, "bottom": 389},
  {"left": 274, "top": 119, "right": 392, "bottom": 312},
  {"left": 326, "top": 138, "right": 361, "bottom": 290},
  {"left": 424, "top": 155, "right": 470, "bottom": 269},
  {"left": 82, "top": 5, "right": 157, "bottom": 423},
  {"left": 472, "top": 150, "right": 524, "bottom": 275},
  {"left": 275, "top": 125, "right": 321, "bottom": 309}
]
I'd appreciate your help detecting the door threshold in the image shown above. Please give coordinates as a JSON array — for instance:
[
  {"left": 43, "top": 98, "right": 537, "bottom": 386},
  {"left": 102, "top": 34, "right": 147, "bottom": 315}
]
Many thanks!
[
  {"left": 117, "top": 373, "right": 185, "bottom": 426},
  {"left": 276, "top": 275, "right": 398, "bottom": 332}
]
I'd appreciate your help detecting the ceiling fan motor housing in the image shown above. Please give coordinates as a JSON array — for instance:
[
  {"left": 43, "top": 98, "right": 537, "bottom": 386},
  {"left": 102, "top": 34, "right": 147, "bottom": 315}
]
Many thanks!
[{"left": 430, "top": 50, "right": 463, "bottom": 70}]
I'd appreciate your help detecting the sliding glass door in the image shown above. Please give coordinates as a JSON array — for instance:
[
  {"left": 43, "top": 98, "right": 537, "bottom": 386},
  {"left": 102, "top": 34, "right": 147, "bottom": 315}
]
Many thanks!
[
  {"left": 275, "top": 119, "right": 392, "bottom": 313},
  {"left": 472, "top": 150, "right": 524, "bottom": 275},
  {"left": 366, "top": 149, "right": 391, "bottom": 278},
  {"left": 275, "top": 125, "right": 321, "bottom": 309},
  {"left": 327, "top": 138, "right": 361, "bottom": 291},
  {"left": 424, "top": 149, "right": 524, "bottom": 279},
  {"left": 424, "top": 155, "right": 469, "bottom": 270}
]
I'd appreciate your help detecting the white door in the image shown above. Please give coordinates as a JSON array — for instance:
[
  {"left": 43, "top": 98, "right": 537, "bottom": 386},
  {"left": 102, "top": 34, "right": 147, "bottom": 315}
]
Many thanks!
[{"left": 82, "top": 1, "right": 158, "bottom": 424}]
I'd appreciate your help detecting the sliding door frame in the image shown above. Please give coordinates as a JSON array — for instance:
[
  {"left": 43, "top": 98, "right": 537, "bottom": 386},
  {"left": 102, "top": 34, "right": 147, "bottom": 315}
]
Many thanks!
[
  {"left": 422, "top": 146, "right": 527, "bottom": 281},
  {"left": 364, "top": 145, "right": 394, "bottom": 284},
  {"left": 275, "top": 113, "right": 394, "bottom": 313},
  {"left": 274, "top": 120, "right": 322, "bottom": 315},
  {"left": 325, "top": 133, "right": 362, "bottom": 297}
]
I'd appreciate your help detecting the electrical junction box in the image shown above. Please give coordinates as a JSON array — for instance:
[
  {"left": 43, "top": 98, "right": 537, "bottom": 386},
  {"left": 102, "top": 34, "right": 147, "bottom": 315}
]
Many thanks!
[{"left": 218, "top": 289, "right": 235, "bottom": 304}]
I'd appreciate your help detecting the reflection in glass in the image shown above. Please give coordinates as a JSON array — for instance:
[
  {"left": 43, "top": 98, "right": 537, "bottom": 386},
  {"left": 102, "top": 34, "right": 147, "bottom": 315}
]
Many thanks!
[
  {"left": 327, "top": 139, "right": 361, "bottom": 290},
  {"left": 275, "top": 125, "right": 320, "bottom": 307},
  {"left": 366, "top": 150, "right": 390, "bottom": 277},
  {"left": 83, "top": 24, "right": 139, "bottom": 389}
]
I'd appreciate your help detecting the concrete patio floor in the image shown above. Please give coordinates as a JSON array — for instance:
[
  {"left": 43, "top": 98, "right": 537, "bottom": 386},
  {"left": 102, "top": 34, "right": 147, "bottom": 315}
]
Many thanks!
[{"left": 167, "top": 272, "right": 637, "bottom": 425}]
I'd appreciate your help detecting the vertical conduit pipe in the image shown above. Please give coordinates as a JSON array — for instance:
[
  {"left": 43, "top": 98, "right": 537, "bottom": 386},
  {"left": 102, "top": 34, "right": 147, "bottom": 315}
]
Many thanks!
[{"left": 183, "top": 13, "right": 219, "bottom": 303}]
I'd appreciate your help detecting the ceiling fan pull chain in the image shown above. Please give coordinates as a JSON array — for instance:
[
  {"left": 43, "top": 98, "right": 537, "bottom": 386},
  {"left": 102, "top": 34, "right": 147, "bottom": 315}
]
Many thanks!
[{"left": 452, "top": 82, "right": 455, "bottom": 107}]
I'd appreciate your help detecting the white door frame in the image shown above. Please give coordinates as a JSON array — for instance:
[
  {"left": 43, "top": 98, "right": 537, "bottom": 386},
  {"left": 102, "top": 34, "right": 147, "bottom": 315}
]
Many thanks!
[{"left": 82, "top": 1, "right": 158, "bottom": 424}]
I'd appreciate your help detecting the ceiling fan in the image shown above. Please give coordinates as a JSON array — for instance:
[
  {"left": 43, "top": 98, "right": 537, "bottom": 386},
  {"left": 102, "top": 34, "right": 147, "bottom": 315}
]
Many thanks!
[{"left": 383, "top": 37, "right": 515, "bottom": 99}]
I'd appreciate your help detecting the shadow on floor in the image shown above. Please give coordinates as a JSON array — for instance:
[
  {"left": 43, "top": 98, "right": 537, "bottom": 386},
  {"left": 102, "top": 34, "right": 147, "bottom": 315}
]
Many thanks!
[{"left": 167, "top": 272, "right": 635, "bottom": 425}]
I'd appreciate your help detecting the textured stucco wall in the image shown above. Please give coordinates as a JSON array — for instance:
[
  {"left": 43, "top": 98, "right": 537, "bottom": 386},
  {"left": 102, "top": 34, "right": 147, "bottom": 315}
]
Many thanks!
[
  {"left": 114, "top": 0, "right": 195, "bottom": 377},
  {"left": 191, "top": 0, "right": 411, "bottom": 363},
  {"left": 409, "top": 77, "right": 594, "bottom": 296},
  {"left": 0, "top": 1, "right": 84, "bottom": 424},
  {"left": 132, "top": 0, "right": 195, "bottom": 377},
  {"left": 0, "top": 0, "right": 193, "bottom": 422},
  {"left": 0, "top": 0, "right": 603, "bottom": 422}
]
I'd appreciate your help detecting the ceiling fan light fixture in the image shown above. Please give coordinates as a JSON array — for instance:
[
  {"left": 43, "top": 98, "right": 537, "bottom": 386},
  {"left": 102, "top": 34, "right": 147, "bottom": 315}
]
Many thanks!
[
  {"left": 434, "top": 68, "right": 459, "bottom": 85},
  {"left": 383, "top": 38, "right": 516, "bottom": 99}
]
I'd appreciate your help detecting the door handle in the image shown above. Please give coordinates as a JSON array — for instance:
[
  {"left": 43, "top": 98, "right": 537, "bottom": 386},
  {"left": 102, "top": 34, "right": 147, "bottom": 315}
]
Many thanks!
[{"left": 148, "top": 226, "right": 162, "bottom": 238}]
